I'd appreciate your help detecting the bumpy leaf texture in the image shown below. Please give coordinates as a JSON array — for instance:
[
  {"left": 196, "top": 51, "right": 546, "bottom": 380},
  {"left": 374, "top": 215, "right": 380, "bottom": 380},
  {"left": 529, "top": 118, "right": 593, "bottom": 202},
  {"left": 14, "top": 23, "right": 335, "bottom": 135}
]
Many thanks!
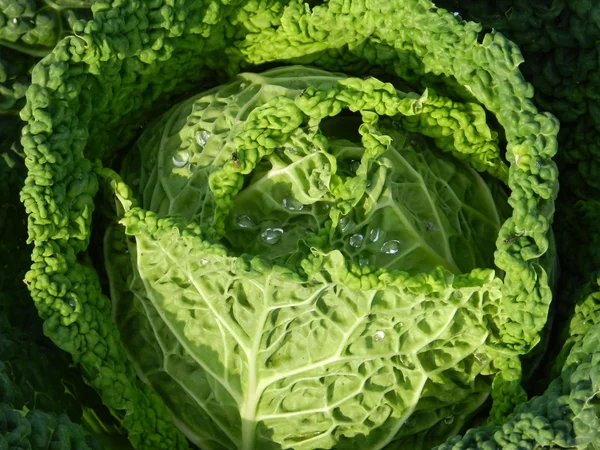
[
  {"left": 435, "top": 319, "right": 600, "bottom": 450},
  {"left": 0, "top": 0, "right": 95, "bottom": 153},
  {"left": 433, "top": 0, "right": 600, "bottom": 389},
  {"left": 434, "top": 0, "right": 600, "bottom": 193},
  {"left": 18, "top": 0, "right": 559, "bottom": 448},
  {"left": 101, "top": 67, "right": 512, "bottom": 449},
  {"left": 0, "top": 145, "right": 130, "bottom": 449}
]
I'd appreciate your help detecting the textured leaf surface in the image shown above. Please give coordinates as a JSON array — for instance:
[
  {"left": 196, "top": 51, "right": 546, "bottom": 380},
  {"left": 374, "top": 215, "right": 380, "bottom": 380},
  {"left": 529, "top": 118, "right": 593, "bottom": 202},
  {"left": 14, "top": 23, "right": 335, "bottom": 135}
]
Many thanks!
[
  {"left": 17, "top": 0, "right": 559, "bottom": 448},
  {"left": 108, "top": 207, "right": 500, "bottom": 450}
]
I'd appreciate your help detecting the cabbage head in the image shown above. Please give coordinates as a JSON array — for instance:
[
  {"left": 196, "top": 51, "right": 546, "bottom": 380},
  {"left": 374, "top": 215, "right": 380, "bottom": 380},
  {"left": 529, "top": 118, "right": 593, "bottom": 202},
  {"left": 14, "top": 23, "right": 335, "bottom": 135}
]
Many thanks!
[{"left": 18, "top": 0, "right": 560, "bottom": 449}]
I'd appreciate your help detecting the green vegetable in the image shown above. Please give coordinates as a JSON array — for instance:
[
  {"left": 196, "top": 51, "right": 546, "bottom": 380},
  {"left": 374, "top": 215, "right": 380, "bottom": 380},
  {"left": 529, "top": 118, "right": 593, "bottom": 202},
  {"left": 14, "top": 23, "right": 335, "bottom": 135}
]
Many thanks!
[
  {"left": 8, "top": 0, "right": 599, "bottom": 448},
  {"left": 100, "top": 66, "right": 516, "bottom": 449},
  {"left": 9, "top": 0, "right": 600, "bottom": 450}
]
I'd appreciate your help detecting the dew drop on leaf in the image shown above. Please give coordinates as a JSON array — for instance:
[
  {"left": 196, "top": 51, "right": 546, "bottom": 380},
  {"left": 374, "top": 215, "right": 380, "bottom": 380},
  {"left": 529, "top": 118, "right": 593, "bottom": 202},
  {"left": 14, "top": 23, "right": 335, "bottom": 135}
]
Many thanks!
[
  {"left": 381, "top": 240, "right": 400, "bottom": 255},
  {"left": 474, "top": 353, "right": 490, "bottom": 365},
  {"left": 358, "top": 256, "right": 370, "bottom": 268},
  {"left": 172, "top": 151, "right": 190, "bottom": 168},
  {"left": 368, "top": 228, "right": 383, "bottom": 243},
  {"left": 261, "top": 227, "right": 284, "bottom": 244},
  {"left": 236, "top": 215, "right": 255, "bottom": 229},
  {"left": 349, "top": 233, "right": 364, "bottom": 248},
  {"left": 339, "top": 216, "right": 356, "bottom": 233},
  {"left": 373, "top": 330, "right": 386, "bottom": 342},
  {"left": 195, "top": 130, "right": 211, "bottom": 147},
  {"left": 444, "top": 415, "right": 455, "bottom": 425},
  {"left": 282, "top": 197, "right": 304, "bottom": 211}
]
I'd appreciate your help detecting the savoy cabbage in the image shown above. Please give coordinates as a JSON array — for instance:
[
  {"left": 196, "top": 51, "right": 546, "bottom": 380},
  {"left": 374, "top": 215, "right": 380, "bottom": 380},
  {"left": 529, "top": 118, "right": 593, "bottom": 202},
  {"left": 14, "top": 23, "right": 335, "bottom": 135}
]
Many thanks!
[
  {"left": 1, "top": 0, "right": 599, "bottom": 449},
  {"left": 101, "top": 66, "right": 515, "bottom": 449}
]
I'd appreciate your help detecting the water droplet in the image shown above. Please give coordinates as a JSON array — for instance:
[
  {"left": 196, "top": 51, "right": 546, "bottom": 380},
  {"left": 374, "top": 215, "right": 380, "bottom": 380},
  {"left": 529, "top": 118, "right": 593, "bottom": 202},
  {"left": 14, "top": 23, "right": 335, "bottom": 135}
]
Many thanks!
[
  {"left": 452, "top": 290, "right": 463, "bottom": 300},
  {"left": 425, "top": 220, "right": 435, "bottom": 231},
  {"left": 349, "top": 234, "right": 364, "bottom": 248},
  {"left": 368, "top": 228, "right": 384, "bottom": 243},
  {"left": 474, "top": 353, "right": 489, "bottom": 365},
  {"left": 381, "top": 240, "right": 400, "bottom": 255},
  {"left": 172, "top": 151, "right": 190, "bottom": 168},
  {"left": 358, "top": 256, "right": 370, "bottom": 268},
  {"left": 453, "top": 11, "right": 460, "bottom": 16},
  {"left": 397, "top": 322, "right": 404, "bottom": 328},
  {"left": 349, "top": 160, "right": 360, "bottom": 173},
  {"left": 282, "top": 197, "right": 304, "bottom": 211},
  {"left": 12, "top": 17, "right": 19, "bottom": 24},
  {"left": 405, "top": 417, "right": 416, "bottom": 428},
  {"left": 261, "top": 227, "right": 284, "bottom": 244},
  {"left": 339, "top": 216, "right": 355, "bottom": 233},
  {"left": 196, "top": 130, "right": 211, "bottom": 147},
  {"left": 444, "top": 415, "right": 455, "bottom": 425},
  {"left": 286, "top": 147, "right": 298, "bottom": 154},
  {"left": 410, "top": 139, "right": 417, "bottom": 145},
  {"left": 201, "top": 259, "right": 208, "bottom": 265},
  {"left": 320, "top": 202, "right": 330, "bottom": 212},
  {"left": 373, "top": 330, "right": 386, "bottom": 342},
  {"left": 236, "top": 215, "right": 255, "bottom": 229}
]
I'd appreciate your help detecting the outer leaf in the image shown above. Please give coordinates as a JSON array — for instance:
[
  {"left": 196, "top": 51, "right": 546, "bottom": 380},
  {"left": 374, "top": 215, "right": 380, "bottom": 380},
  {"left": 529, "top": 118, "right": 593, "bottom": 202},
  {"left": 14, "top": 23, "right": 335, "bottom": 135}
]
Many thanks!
[
  {"left": 0, "top": 143, "right": 129, "bottom": 449},
  {"left": 435, "top": 320, "right": 600, "bottom": 450}
]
